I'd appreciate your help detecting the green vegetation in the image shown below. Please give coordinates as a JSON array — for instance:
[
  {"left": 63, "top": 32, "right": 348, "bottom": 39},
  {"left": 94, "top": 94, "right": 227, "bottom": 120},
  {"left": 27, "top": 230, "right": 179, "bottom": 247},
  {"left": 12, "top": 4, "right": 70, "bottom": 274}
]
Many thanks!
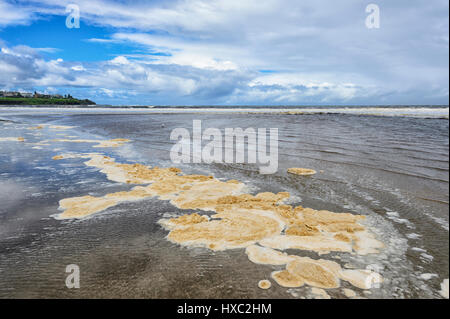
[{"left": 0, "top": 97, "right": 96, "bottom": 105}]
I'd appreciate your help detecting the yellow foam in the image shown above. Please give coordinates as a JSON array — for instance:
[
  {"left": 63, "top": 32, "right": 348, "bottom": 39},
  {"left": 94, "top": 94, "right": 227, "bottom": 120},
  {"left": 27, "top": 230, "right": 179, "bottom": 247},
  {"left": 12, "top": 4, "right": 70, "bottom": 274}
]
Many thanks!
[
  {"left": 343, "top": 288, "right": 356, "bottom": 298},
  {"left": 0, "top": 137, "right": 25, "bottom": 142},
  {"left": 54, "top": 152, "right": 384, "bottom": 292},
  {"left": 271, "top": 270, "right": 305, "bottom": 288},
  {"left": 52, "top": 138, "right": 130, "bottom": 148},
  {"left": 286, "top": 257, "right": 341, "bottom": 289},
  {"left": 287, "top": 168, "right": 316, "bottom": 176},
  {"left": 339, "top": 269, "right": 383, "bottom": 289},
  {"left": 245, "top": 245, "right": 296, "bottom": 265},
  {"left": 311, "top": 287, "right": 331, "bottom": 299},
  {"left": 258, "top": 280, "right": 271, "bottom": 289}
]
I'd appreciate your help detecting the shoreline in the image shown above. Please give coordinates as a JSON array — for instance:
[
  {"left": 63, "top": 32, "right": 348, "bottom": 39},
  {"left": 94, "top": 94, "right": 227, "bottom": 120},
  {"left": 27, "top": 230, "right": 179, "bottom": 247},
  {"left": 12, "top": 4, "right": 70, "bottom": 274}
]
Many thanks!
[{"left": 0, "top": 106, "right": 448, "bottom": 119}]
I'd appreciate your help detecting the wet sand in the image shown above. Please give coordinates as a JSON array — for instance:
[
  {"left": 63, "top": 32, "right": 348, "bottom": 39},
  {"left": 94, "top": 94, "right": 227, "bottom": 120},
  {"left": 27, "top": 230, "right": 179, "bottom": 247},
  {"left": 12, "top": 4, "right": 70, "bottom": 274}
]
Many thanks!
[{"left": 0, "top": 108, "right": 448, "bottom": 298}]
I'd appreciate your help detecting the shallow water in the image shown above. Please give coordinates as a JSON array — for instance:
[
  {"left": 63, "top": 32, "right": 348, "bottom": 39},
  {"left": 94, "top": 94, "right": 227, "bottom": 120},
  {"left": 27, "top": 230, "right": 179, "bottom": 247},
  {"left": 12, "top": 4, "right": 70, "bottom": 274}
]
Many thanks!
[{"left": 0, "top": 108, "right": 448, "bottom": 298}]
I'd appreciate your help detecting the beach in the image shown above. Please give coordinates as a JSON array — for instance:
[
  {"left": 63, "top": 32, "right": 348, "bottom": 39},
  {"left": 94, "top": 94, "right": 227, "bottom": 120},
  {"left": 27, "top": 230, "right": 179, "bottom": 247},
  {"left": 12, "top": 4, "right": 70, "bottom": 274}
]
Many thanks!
[{"left": 0, "top": 106, "right": 448, "bottom": 298}]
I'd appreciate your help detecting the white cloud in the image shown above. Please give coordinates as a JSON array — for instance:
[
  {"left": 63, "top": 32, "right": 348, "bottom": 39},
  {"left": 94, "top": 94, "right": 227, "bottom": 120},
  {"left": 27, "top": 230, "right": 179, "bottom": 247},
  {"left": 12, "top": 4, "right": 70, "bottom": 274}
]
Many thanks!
[
  {"left": 0, "top": 0, "right": 448, "bottom": 104},
  {"left": 0, "top": 44, "right": 252, "bottom": 102},
  {"left": 71, "top": 65, "right": 85, "bottom": 71},
  {"left": 110, "top": 56, "right": 130, "bottom": 65},
  {"left": 0, "top": 0, "right": 34, "bottom": 26}
]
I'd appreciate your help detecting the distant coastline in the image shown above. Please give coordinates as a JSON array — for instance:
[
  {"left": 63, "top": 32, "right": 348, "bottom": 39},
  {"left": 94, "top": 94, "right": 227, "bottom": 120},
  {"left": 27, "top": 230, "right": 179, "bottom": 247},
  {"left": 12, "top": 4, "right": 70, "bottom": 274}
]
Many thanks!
[
  {"left": 0, "top": 91, "right": 95, "bottom": 105},
  {"left": 0, "top": 97, "right": 96, "bottom": 105}
]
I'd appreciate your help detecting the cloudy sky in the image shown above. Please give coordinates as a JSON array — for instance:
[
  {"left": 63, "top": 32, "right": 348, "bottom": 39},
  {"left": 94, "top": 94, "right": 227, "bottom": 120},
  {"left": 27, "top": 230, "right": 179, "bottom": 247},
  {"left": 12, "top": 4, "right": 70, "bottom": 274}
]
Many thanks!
[{"left": 0, "top": 0, "right": 448, "bottom": 105}]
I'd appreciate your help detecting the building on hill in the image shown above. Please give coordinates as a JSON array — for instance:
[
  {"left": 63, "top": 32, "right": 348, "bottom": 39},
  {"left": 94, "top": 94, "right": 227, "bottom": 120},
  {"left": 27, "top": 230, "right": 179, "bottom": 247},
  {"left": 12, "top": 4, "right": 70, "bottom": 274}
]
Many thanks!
[
  {"left": 1, "top": 90, "right": 80, "bottom": 100},
  {"left": 0, "top": 91, "right": 34, "bottom": 98},
  {"left": 33, "top": 92, "right": 51, "bottom": 98},
  {"left": 3, "top": 91, "right": 20, "bottom": 97}
]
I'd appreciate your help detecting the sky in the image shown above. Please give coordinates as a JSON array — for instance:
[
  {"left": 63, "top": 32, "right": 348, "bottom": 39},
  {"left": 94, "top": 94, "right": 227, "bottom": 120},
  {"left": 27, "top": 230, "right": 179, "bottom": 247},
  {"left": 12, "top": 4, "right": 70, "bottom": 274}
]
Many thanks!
[{"left": 0, "top": 0, "right": 448, "bottom": 105}]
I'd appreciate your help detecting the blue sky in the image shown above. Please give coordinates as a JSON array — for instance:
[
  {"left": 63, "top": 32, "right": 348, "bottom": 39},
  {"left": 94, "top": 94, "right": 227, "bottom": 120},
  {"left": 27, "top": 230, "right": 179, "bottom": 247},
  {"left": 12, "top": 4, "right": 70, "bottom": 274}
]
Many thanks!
[{"left": 0, "top": 0, "right": 448, "bottom": 105}]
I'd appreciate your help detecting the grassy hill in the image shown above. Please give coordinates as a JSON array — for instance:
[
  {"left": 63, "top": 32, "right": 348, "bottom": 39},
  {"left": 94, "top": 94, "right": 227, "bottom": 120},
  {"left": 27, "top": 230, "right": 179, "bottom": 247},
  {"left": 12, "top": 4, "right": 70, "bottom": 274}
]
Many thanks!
[{"left": 0, "top": 97, "right": 96, "bottom": 105}]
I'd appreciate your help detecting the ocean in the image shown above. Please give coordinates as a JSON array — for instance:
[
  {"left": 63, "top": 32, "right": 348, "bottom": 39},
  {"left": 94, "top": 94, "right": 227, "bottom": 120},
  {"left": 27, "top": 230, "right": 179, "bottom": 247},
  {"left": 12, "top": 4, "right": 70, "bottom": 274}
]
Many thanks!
[{"left": 0, "top": 106, "right": 448, "bottom": 298}]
